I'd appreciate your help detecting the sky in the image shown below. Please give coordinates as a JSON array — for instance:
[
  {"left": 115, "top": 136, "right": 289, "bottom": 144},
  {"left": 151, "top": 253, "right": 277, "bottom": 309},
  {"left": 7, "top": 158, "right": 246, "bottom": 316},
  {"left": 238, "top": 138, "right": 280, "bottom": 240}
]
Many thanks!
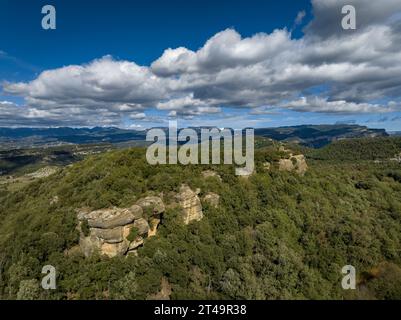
[{"left": 1, "top": 0, "right": 401, "bottom": 131}]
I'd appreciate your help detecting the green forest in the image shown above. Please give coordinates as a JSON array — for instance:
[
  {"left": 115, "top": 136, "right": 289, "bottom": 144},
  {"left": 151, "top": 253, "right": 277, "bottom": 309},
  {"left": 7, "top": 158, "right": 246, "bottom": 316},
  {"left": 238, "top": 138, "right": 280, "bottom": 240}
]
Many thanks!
[{"left": 0, "top": 137, "right": 401, "bottom": 300}]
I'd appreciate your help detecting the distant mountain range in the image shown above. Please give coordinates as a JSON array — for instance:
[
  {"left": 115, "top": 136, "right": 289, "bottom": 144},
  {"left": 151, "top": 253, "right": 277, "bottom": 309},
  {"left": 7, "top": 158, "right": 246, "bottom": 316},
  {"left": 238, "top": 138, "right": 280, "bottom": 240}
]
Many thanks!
[
  {"left": 0, "top": 127, "right": 146, "bottom": 149},
  {"left": 0, "top": 124, "right": 388, "bottom": 149},
  {"left": 254, "top": 124, "right": 388, "bottom": 148}
]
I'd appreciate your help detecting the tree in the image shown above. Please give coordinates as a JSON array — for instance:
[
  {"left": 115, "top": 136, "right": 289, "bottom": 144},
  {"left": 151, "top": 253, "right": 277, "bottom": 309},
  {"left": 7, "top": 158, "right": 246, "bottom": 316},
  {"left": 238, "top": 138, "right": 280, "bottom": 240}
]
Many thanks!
[{"left": 17, "top": 279, "right": 40, "bottom": 300}]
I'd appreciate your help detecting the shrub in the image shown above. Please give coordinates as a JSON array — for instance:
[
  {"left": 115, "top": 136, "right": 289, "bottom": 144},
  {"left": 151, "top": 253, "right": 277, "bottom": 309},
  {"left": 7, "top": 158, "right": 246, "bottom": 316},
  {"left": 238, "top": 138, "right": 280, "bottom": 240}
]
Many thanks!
[
  {"left": 126, "top": 227, "right": 139, "bottom": 242},
  {"left": 81, "top": 219, "right": 90, "bottom": 237}
]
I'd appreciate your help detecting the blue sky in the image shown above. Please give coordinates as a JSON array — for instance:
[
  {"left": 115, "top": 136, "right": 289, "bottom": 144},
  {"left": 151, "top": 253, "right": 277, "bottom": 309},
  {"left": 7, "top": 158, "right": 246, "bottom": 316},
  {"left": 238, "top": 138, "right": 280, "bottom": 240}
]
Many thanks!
[
  {"left": 1, "top": 0, "right": 401, "bottom": 131},
  {"left": 0, "top": 0, "right": 310, "bottom": 80}
]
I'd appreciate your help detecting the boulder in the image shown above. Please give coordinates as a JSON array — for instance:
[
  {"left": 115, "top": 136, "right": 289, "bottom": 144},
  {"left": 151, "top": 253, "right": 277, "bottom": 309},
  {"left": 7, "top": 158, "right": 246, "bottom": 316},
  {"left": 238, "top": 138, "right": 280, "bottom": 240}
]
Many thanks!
[
  {"left": 279, "top": 154, "right": 308, "bottom": 176},
  {"left": 128, "top": 236, "right": 144, "bottom": 251},
  {"left": 202, "top": 170, "right": 222, "bottom": 181},
  {"left": 91, "top": 226, "right": 124, "bottom": 244},
  {"left": 79, "top": 207, "right": 138, "bottom": 229},
  {"left": 79, "top": 234, "right": 102, "bottom": 257},
  {"left": 78, "top": 225, "right": 129, "bottom": 258},
  {"left": 278, "top": 158, "right": 293, "bottom": 171},
  {"left": 176, "top": 184, "right": 203, "bottom": 224},
  {"left": 133, "top": 218, "right": 150, "bottom": 236},
  {"left": 101, "top": 241, "right": 129, "bottom": 258},
  {"left": 293, "top": 154, "right": 308, "bottom": 175},
  {"left": 203, "top": 192, "right": 220, "bottom": 208},
  {"left": 236, "top": 168, "right": 255, "bottom": 177},
  {"left": 127, "top": 205, "right": 143, "bottom": 219},
  {"left": 136, "top": 196, "right": 165, "bottom": 215}
]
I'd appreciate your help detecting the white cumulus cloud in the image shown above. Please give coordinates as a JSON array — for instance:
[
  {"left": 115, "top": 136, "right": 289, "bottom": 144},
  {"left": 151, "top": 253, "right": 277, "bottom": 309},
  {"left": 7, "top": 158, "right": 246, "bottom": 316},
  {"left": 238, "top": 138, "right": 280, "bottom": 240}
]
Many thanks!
[{"left": 2, "top": 0, "right": 401, "bottom": 127}]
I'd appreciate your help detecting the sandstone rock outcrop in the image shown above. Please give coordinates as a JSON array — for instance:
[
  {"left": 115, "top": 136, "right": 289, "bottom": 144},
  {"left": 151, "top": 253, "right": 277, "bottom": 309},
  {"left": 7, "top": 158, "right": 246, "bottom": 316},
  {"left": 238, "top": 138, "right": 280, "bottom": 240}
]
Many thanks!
[
  {"left": 77, "top": 188, "right": 209, "bottom": 257},
  {"left": 135, "top": 196, "right": 164, "bottom": 237},
  {"left": 128, "top": 236, "right": 144, "bottom": 251},
  {"left": 77, "top": 196, "right": 165, "bottom": 258},
  {"left": 80, "top": 206, "right": 140, "bottom": 229},
  {"left": 237, "top": 168, "right": 255, "bottom": 178},
  {"left": 278, "top": 154, "right": 308, "bottom": 176},
  {"left": 202, "top": 170, "right": 222, "bottom": 181},
  {"left": 77, "top": 207, "right": 139, "bottom": 257},
  {"left": 148, "top": 217, "right": 161, "bottom": 237},
  {"left": 203, "top": 192, "right": 220, "bottom": 208},
  {"left": 133, "top": 218, "right": 150, "bottom": 236},
  {"left": 136, "top": 196, "right": 165, "bottom": 215},
  {"left": 176, "top": 184, "right": 203, "bottom": 225}
]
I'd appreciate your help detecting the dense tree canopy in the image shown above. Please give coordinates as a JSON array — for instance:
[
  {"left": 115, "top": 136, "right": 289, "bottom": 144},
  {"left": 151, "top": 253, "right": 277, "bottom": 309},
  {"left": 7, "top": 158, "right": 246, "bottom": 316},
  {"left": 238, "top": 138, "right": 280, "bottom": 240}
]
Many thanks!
[{"left": 0, "top": 139, "right": 400, "bottom": 300}]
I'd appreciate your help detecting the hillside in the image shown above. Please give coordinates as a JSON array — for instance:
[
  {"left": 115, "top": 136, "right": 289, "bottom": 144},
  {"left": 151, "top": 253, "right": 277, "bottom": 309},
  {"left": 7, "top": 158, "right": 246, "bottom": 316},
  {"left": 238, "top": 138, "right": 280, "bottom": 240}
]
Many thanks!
[
  {"left": 0, "top": 141, "right": 401, "bottom": 300},
  {"left": 307, "top": 137, "right": 401, "bottom": 161}
]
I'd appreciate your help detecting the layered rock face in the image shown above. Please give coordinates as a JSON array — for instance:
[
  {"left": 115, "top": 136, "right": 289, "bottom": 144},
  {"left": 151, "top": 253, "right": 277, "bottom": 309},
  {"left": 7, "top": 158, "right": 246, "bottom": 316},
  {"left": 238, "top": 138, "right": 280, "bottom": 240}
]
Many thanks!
[
  {"left": 77, "top": 197, "right": 164, "bottom": 258},
  {"left": 176, "top": 184, "right": 203, "bottom": 225},
  {"left": 136, "top": 196, "right": 165, "bottom": 215},
  {"left": 76, "top": 184, "right": 216, "bottom": 257},
  {"left": 136, "top": 196, "right": 165, "bottom": 237},
  {"left": 278, "top": 154, "right": 308, "bottom": 176}
]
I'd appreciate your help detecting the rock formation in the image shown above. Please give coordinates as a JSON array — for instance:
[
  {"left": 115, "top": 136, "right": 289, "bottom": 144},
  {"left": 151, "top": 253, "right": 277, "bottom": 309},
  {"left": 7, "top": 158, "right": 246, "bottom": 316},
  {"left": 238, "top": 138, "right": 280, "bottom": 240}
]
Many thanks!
[
  {"left": 176, "top": 184, "right": 203, "bottom": 225},
  {"left": 237, "top": 168, "right": 255, "bottom": 177},
  {"left": 76, "top": 186, "right": 208, "bottom": 257},
  {"left": 148, "top": 218, "right": 160, "bottom": 237},
  {"left": 136, "top": 196, "right": 165, "bottom": 237},
  {"left": 203, "top": 192, "right": 220, "bottom": 208},
  {"left": 136, "top": 196, "right": 165, "bottom": 216},
  {"left": 278, "top": 154, "right": 308, "bottom": 176},
  {"left": 77, "top": 196, "right": 165, "bottom": 258},
  {"left": 202, "top": 170, "right": 222, "bottom": 181}
]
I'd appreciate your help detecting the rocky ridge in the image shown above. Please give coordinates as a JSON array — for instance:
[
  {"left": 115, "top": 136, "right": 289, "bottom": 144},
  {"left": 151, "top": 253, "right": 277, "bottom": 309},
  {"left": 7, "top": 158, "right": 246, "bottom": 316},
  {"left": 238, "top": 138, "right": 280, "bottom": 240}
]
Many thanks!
[
  {"left": 77, "top": 182, "right": 217, "bottom": 257},
  {"left": 77, "top": 195, "right": 167, "bottom": 257}
]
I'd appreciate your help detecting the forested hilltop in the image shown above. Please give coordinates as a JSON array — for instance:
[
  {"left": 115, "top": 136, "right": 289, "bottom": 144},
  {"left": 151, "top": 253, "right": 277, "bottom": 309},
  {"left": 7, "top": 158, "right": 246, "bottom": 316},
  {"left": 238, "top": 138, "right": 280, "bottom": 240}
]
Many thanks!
[
  {"left": 307, "top": 137, "right": 401, "bottom": 161},
  {"left": 0, "top": 137, "right": 401, "bottom": 299}
]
